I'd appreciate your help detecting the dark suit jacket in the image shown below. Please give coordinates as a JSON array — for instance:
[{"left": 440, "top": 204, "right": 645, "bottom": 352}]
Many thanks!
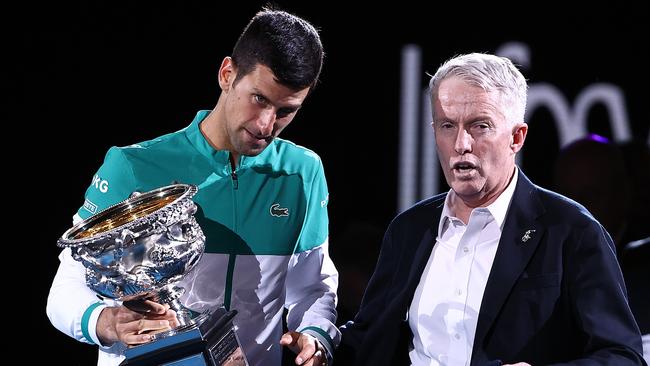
[{"left": 336, "top": 170, "right": 645, "bottom": 365}]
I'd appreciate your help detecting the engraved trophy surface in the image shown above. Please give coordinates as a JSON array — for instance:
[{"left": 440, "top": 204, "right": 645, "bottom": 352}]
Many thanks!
[{"left": 58, "top": 184, "right": 246, "bottom": 365}]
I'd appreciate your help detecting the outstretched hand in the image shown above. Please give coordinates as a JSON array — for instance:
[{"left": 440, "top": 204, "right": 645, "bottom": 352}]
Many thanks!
[
  {"left": 280, "top": 331, "right": 327, "bottom": 366},
  {"left": 96, "top": 299, "right": 179, "bottom": 347}
]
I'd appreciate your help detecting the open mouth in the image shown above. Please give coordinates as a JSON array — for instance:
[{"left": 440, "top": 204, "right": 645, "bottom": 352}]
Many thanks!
[{"left": 453, "top": 162, "right": 477, "bottom": 172}]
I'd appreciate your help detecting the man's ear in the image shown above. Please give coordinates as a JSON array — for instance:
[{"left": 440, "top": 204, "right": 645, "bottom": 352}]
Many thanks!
[
  {"left": 218, "top": 57, "right": 236, "bottom": 92},
  {"left": 511, "top": 123, "right": 528, "bottom": 153}
]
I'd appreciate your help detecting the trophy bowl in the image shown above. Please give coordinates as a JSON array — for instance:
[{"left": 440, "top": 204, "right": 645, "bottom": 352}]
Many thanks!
[
  {"left": 58, "top": 183, "right": 247, "bottom": 365},
  {"left": 58, "top": 183, "right": 206, "bottom": 325}
]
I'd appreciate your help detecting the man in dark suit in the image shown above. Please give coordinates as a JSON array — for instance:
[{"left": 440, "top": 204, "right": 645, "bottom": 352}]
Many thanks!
[{"left": 335, "top": 53, "right": 645, "bottom": 365}]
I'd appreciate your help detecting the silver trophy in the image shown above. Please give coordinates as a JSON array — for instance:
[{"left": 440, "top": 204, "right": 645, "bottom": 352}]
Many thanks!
[{"left": 58, "top": 184, "right": 246, "bottom": 365}]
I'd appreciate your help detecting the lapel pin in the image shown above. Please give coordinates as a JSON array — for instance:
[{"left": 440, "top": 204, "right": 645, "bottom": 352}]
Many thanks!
[{"left": 522, "top": 229, "right": 536, "bottom": 243}]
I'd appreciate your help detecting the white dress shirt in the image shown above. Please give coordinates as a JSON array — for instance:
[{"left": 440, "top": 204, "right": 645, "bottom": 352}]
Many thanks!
[{"left": 408, "top": 171, "right": 518, "bottom": 366}]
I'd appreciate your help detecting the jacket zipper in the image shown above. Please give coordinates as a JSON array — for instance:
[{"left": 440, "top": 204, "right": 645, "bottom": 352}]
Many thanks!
[
  {"left": 231, "top": 171, "right": 238, "bottom": 189},
  {"left": 225, "top": 154, "right": 239, "bottom": 310}
]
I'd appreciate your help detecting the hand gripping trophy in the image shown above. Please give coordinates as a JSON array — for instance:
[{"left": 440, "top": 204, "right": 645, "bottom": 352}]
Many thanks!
[{"left": 58, "top": 184, "right": 247, "bottom": 365}]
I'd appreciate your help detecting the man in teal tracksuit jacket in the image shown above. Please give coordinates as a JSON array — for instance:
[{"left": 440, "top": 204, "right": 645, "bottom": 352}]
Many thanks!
[{"left": 47, "top": 9, "right": 339, "bottom": 366}]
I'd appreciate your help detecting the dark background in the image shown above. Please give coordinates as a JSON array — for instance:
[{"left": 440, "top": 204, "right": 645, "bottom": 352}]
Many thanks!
[{"left": 23, "top": 1, "right": 648, "bottom": 364}]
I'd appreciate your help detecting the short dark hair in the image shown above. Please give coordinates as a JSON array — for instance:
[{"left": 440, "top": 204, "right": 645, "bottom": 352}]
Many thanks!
[{"left": 231, "top": 8, "right": 324, "bottom": 91}]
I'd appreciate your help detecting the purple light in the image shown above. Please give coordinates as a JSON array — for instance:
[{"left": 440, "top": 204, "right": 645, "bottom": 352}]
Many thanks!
[{"left": 587, "top": 133, "right": 610, "bottom": 144}]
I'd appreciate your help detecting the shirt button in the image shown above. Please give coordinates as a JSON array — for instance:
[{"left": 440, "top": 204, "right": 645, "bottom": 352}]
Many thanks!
[
  {"left": 454, "top": 333, "right": 461, "bottom": 340},
  {"left": 463, "top": 247, "right": 469, "bottom": 253},
  {"left": 456, "top": 289, "right": 463, "bottom": 296}
]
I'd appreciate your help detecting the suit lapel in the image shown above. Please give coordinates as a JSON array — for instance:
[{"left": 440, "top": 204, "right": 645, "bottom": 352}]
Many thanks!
[
  {"left": 403, "top": 198, "right": 446, "bottom": 317},
  {"left": 386, "top": 197, "right": 445, "bottom": 363},
  {"left": 473, "top": 171, "right": 546, "bottom": 352}
]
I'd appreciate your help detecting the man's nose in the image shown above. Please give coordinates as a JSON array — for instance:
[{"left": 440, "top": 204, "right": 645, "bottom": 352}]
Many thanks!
[
  {"left": 454, "top": 128, "right": 473, "bottom": 154},
  {"left": 257, "top": 108, "right": 276, "bottom": 136}
]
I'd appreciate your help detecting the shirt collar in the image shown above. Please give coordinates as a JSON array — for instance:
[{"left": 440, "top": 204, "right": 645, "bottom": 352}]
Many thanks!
[
  {"left": 487, "top": 166, "right": 518, "bottom": 229},
  {"left": 438, "top": 166, "right": 519, "bottom": 233}
]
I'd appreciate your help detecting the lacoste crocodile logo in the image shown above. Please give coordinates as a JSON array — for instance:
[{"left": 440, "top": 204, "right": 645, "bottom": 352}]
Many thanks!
[{"left": 270, "top": 203, "right": 289, "bottom": 217}]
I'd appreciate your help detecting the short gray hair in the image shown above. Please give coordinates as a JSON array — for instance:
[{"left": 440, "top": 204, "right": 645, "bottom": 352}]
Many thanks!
[{"left": 429, "top": 53, "right": 528, "bottom": 126}]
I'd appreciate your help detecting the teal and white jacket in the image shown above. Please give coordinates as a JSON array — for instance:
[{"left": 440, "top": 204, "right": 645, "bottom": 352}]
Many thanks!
[{"left": 47, "top": 110, "right": 340, "bottom": 366}]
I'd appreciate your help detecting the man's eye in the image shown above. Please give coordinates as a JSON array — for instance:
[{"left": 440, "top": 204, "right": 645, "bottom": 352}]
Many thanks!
[
  {"left": 254, "top": 95, "right": 266, "bottom": 104},
  {"left": 276, "top": 109, "right": 294, "bottom": 119}
]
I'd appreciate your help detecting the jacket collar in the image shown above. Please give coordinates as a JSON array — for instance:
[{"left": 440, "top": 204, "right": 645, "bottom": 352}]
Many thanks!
[{"left": 184, "top": 110, "right": 273, "bottom": 170}]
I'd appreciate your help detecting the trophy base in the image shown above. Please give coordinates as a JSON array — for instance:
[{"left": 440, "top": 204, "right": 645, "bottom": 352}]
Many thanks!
[{"left": 120, "top": 307, "right": 247, "bottom": 366}]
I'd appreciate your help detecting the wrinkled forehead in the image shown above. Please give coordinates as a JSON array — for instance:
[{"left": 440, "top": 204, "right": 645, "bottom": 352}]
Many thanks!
[{"left": 435, "top": 78, "right": 500, "bottom": 107}]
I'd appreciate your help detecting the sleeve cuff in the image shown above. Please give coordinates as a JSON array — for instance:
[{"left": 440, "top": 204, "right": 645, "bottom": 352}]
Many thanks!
[
  {"left": 300, "top": 326, "right": 335, "bottom": 364},
  {"left": 81, "top": 302, "right": 107, "bottom": 346}
]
